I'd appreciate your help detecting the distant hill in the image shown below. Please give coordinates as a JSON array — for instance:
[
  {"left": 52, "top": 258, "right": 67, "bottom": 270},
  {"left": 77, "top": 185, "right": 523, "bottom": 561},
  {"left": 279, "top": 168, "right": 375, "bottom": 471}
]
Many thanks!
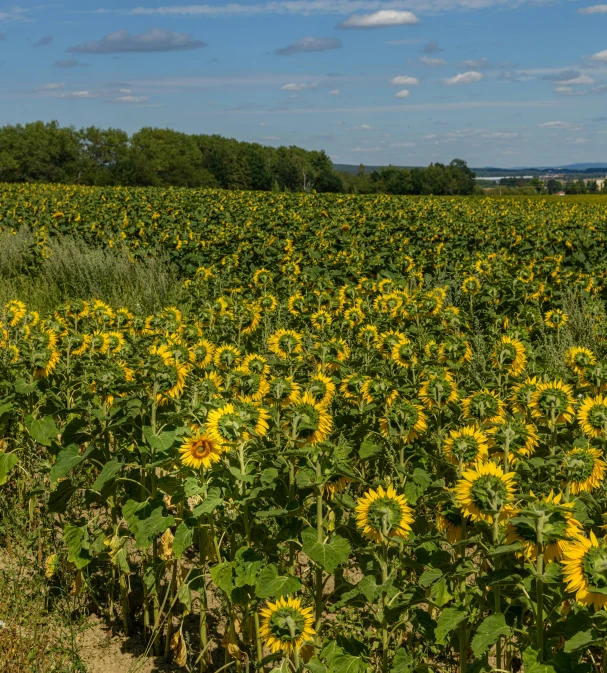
[{"left": 335, "top": 163, "right": 607, "bottom": 177}]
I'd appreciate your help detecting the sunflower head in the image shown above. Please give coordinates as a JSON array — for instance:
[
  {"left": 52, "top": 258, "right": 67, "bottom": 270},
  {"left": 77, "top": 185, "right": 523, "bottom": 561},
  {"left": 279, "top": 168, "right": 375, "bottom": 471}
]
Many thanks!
[
  {"left": 529, "top": 380, "right": 575, "bottom": 425},
  {"left": 505, "top": 491, "right": 583, "bottom": 561},
  {"left": 179, "top": 431, "right": 225, "bottom": 470},
  {"left": 462, "top": 389, "right": 505, "bottom": 424},
  {"left": 284, "top": 391, "right": 332, "bottom": 446},
  {"left": 562, "top": 532, "right": 607, "bottom": 610},
  {"left": 565, "top": 346, "right": 596, "bottom": 376},
  {"left": 259, "top": 597, "right": 315, "bottom": 654},
  {"left": 577, "top": 395, "right": 607, "bottom": 439},
  {"left": 419, "top": 369, "right": 458, "bottom": 409},
  {"left": 380, "top": 399, "right": 427, "bottom": 443},
  {"left": 454, "top": 461, "right": 516, "bottom": 524},
  {"left": 544, "top": 309, "right": 568, "bottom": 329},
  {"left": 562, "top": 447, "right": 607, "bottom": 494},
  {"left": 491, "top": 335, "right": 527, "bottom": 378},
  {"left": 442, "top": 425, "right": 489, "bottom": 466},
  {"left": 355, "top": 484, "right": 414, "bottom": 543}
]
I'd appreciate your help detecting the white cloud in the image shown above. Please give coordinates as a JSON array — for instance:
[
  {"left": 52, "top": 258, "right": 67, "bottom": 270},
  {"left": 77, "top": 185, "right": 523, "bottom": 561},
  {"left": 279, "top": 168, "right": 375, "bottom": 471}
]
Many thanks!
[
  {"left": 591, "top": 49, "right": 607, "bottom": 62},
  {"left": 444, "top": 71, "right": 483, "bottom": 85},
  {"left": 281, "top": 82, "right": 319, "bottom": 91},
  {"left": 390, "top": 142, "right": 415, "bottom": 147},
  {"left": 571, "top": 137, "right": 589, "bottom": 144},
  {"left": 113, "top": 95, "right": 149, "bottom": 103},
  {"left": 579, "top": 4, "right": 607, "bottom": 12},
  {"left": 339, "top": 10, "right": 419, "bottom": 28},
  {"left": 275, "top": 36, "right": 342, "bottom": 55},
  {"left": 67, "top": 29, "right": 206, "bottom": 53},
  {"left": 60, "top": 91, "right": 102, "bottom": 99},
  {"left": 328, "top": 89, "right": 341, "bottom": 95},
  {"left": 538, "top": 121, "right": 582, "bottom": 129},
  {"left": 34, "top": 82, "right": 65, "bottom": 91},
  {"left": 420, "top": 56, "right": 447, "bottom": 67},
  {"left": 557, "top": 74, "right": 594, "bottom": 85},
  {"left": 461, "top": 57, "right": 491, "bottom": 69},
  {"left": 350, "top": 124, "right": 374, "bottom": 130},
  {"left": 390, "top": 75, "right": 419, "bottom": 85},
  {"left": 351, "top": 146, "right": 385, "bottom": 152},
  {"left": 394, "top": 89, "right": 410, "bottom": 98}
]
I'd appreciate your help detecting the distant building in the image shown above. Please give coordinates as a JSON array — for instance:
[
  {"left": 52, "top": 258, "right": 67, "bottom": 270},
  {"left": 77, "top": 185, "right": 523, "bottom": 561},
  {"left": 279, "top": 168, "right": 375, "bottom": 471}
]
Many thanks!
[{"left": 557, "top": 192, "right": 566, "bottom": 196}]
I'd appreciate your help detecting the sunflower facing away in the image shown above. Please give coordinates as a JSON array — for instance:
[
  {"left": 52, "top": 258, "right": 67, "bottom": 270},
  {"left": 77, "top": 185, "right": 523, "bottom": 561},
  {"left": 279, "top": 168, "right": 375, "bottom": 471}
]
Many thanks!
[
  {"left": 577, "top": 395, "right": 607, "bottom": 438},
  {"left": 486, "top": 418, "right": 539, "bottom": 463},
  {"left": 462, "top": 389, "right": 506, "bottom": 425},
  {"left": 562, "top": 531, "right": 607, "bottom": 610},
  {"left": 529, "top": 380, "right": 576, "bottom": 425},
  {"left": 544, "top": 309, "right": 568, "bottom": 330},
  {"left": 267, "top": 329, "right": 304, "bottom": 359},
  {"left": 562, "top": 447, "right": 607, "bottom": 495},
  {"left": 565, "top": 346, "right": 596, "bottom": 376},
  {"left": 505, "top": 491, "right": 583, "bottom": 562},
  {"left": 490, "top": 335, "right": 528, "bottom": 378},
  {"left": 442, "top": 425, "right": 490, "bottom": 467},
  {"left": 355, "top": 484, "right": 414, "bottom": 543},
  {"left": 509, "top": 376, "right": 541, "bottom": 416},
  {"left": 454, "top": 461, "right": 517, "bottom": 524},
  {"left": 285, "top": 391, "right": 332, "bottom": 445},
  {"left": 380, "top": 399, "right": 428, "bottom": 443},
  {"left": 419, "top": 370, "right": 459, "bottom": 409},
  {"left": 259, "top": 596, "right": 315, "bottom": 654},
  {"left": 179, "top": 430, "right": 225, "bottom": 470},
  {"left": 437, "top": 499, "right": 473, "bottom": 544}
]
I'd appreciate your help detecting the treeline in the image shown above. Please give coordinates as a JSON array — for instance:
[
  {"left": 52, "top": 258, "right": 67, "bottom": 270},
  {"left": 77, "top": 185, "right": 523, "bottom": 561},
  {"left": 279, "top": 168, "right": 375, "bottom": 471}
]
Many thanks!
[{"left": 0, "top": 120, "right": 477, "bottom": 195}]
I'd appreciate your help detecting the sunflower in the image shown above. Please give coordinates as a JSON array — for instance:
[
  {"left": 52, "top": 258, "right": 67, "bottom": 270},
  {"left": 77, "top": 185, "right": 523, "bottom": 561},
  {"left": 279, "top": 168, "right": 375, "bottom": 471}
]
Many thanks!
[
  {"left": 355, "top": 485, "right": 414, "bottom": 543},
  {"left": 259, "top": 597, "right": 315, "bottom": 654},
  {"left": 529, "top": 380, "right": 576, "bottom": 425},
  {"left": 323, "top": 475, "right": 353, "bottom": 497},
  {"left": 240, "top": 303, "right": 262, "bottom": 335},
  {"left": 461, "top": 276, "right": 481, "bottom": 294},
  {"left": 544, "top": 309, "right": 568, "bottom": 329},
  {"left": 362, "top": 377, "right": 398, "bottom": 407},
  {"left": 253, "top": 268, "right": 273, "bottom": 286},
  {"left": 442, "top": 426, "right": 490, "bottom": 466},
  {"left": 258, "top": 293, "right": 278, "bottom": 313},
  {"left": 242, "top": 353, "right": 271, "bottom": 376},
  {"left": 375, "top": 330, "right": 408, "bottom": 356},
  {"left": 462, "top": 389, "right": 506, "bottom": 424},
  {"left": 581, "top": 363, "right": 607, "bottom": 395},
  {"left": 565, "top": 346, "right": 596, "bottom": 376},
  {"left": 380, "top": 399, "right": 428, "bottom": 443},
  {"left": 267, "top": 329, "right": 304, "bottom": 359},
  {"left": 284, "top": 392, "right": 332, "bottom": 445},
  {"left": 577, "top": 395, "right": 607, "bottom": 438},
  {"left": 340, "top": 372, "right": 369, "bottom": 405},
  {"left": 191, "top": 339, "right": 215, "bottom": 368},
  {"left": 358, "top": 324, "right": 379, "bottom": 348},
  {"left": 391, "top": 340, "right": 418, "bottom": 369},
  {"left": 5, "top": 299, "right": 27, "bottom": 326},
  {"left": 505, "top": 491, "right": 583, "bottom": 562},
  {"left": 344, "top": 303, "right": 365, "bottom": 327},
  {"left": 213, "top": 344, "right": 241, "bottom": 370},
  {"left": 490, "top": 336, "right": 527, "bottom": 378},
  {"left": 234, "top": 371, "right": 270, "bottom": 403},
  {"left": 207, "top": 401, "right": 270, "bottom": 443},
  {"left": 179, "top": 430, "right": 225, "bottom": 470},
  {"left": 437, "top": 500, "right": 472, "bottom": 544},
  {"left": 268, "top": 376, "right": 301, "bottom": 406},
  {"left": 562, "top": 532, "right": 607, "bottom": 610},
  {"left": 316, "top": 338, "right": 350, "bottom": 369},
  {"left": 311, "top": 309, "right": 332, "bottom": 330},
  {"left": 486, "top": 419, "right": 539, "bottom": 462},
  {"left": 509, "top": 376, "right": 541, "bottom": 416},
  {"left": 562, "top": 447, "right": 607, "bottom": 494},
  {"left": 454, "top": 461, "right": 516, "bottom": 524},
  {"left": 306, "top": 372, "right": 336, "bottom": 407},
  {"left": 439, "top": 336, "right": 473, "bottom": 366},
  {"left": 419, "top": 370, "right": 459, "bottom": 409}
]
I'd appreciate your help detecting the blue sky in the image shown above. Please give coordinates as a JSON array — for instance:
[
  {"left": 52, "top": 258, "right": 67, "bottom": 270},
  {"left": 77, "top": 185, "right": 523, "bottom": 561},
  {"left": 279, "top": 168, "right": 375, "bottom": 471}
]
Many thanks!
[{"left": 1, "top": 0, "right": 607, "bottom": 167}]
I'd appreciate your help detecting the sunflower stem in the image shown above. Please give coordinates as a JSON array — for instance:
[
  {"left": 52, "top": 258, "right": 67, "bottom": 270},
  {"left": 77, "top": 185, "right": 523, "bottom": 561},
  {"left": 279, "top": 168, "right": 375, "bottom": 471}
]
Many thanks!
[
  {"left": 493, "top": 511, "right": 502, "bottom": 671},
  {"left": 536, "top": 516, "right": 545, "bottom": 661},
  {"left": 199, "top": 526, "right": 209, "bottom": 673},
  {"left": 315, "top": 456, "right": 323, "bottom": 646},
  {"left": 381, "top": 523, "right": 390, "bottom": 673},
  {"left": 459, "top": 517, "right": 467, "bottom": 673}
]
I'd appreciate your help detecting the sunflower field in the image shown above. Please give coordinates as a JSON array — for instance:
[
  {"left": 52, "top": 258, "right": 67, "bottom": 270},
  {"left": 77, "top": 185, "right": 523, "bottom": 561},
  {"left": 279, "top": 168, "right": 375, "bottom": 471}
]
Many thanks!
[{"left": 3, "top": 184, "right": 607, "bottom": 673}]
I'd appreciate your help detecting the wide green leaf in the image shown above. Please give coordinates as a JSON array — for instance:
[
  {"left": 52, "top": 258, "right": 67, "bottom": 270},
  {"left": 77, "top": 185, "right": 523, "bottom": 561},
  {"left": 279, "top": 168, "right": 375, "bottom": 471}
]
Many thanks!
[
  {"left": 301, "top": 527, "right": 351, "bottom": 574},
  {"left": 255, "top": 564, "right": 302, "bottom": 599},
  {"left": 435, "top": 607, "right": 467, "bottom": 645},
  {"left": 471, "top": 614, "right": 512, "bottom": 657}
]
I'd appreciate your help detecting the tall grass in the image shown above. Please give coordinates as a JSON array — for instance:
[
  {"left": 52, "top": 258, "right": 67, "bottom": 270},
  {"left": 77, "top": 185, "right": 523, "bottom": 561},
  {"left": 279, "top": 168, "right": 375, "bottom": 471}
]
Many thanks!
[{"left": 0, "top": 228, "right": 180, "bottom": 313}]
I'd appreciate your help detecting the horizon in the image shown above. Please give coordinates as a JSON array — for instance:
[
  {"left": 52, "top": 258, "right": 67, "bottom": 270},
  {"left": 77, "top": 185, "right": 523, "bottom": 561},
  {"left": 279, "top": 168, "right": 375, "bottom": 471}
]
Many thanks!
[{"left": 1, "top": 1, "right": 607, "bottom": 168}]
